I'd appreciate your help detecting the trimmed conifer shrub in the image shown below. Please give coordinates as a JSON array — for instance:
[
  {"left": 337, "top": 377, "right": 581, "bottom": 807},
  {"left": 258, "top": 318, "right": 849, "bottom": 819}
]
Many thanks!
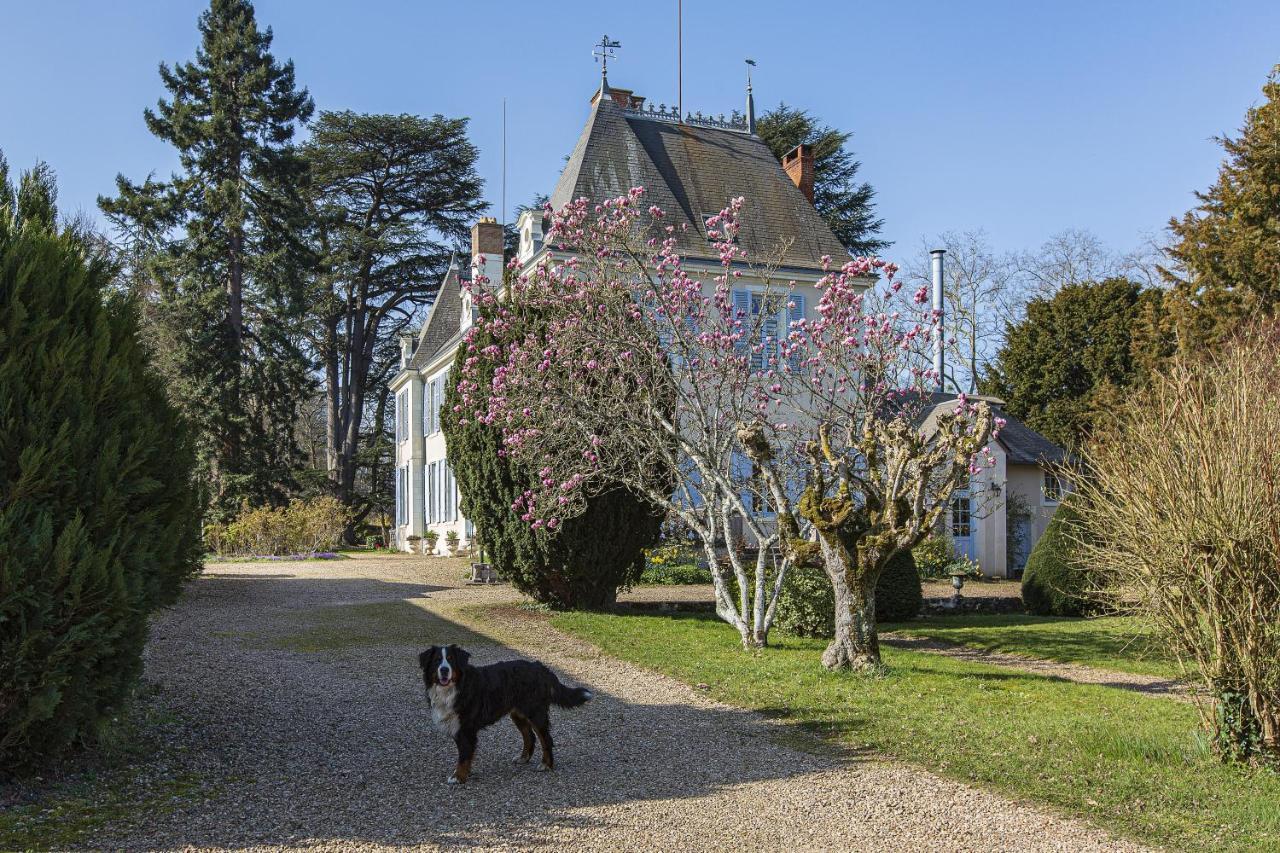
[
  {"left": 442, "top": 312, "right": 667, "bottom": 610},
  {"left": 1021, "top": 499, "right": 1090, "bottom": 617},
  {"left": 877, "top": 550, "right": 925, "bottom": 622},
  {"left": 776, "top": 550, "right": 923, "bottom": 637},
  {"left": 0, "top": 221, "right": 202, "bottom": 772}
]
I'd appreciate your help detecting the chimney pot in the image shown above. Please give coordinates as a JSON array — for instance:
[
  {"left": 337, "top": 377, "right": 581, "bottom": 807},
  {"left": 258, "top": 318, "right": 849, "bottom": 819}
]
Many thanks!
[{"left": 783, "top": 144, "right": 815, "bottom": 205}]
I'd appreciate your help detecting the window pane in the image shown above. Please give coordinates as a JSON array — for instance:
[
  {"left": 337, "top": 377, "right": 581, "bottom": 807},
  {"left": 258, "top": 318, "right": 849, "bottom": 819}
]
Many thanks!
[{"left": 950, "top": 495, "right": 971, "bottom": 537}]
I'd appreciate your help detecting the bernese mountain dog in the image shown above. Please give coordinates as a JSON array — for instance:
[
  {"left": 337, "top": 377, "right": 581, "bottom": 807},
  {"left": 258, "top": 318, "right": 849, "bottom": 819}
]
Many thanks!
[{"left": 419, "top": 644, "right": 593, "bottom": 784}]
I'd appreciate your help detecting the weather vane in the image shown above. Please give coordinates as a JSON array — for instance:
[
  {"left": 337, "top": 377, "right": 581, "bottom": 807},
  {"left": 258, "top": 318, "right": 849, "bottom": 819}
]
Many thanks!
[
  {"left": 593, "top": 35, "right": 621, "bottom": 79},
  {"left": 746, "top": 58, "right": 756, "bottom": 88}
]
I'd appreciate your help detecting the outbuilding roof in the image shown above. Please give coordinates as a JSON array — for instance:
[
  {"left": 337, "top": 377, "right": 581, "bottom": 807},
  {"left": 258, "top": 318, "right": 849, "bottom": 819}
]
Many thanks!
[{"left": 917, "top": 392, "right": 1067, "bottom": 466}]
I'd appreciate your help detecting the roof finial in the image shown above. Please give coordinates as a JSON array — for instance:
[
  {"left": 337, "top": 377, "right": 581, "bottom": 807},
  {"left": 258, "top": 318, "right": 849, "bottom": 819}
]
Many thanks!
[
  {"left": 593, "top": 35, "right": 621, "bottom": 92},
  {"left": 745, "top": 58, "right": 757, "bottom": 134}
]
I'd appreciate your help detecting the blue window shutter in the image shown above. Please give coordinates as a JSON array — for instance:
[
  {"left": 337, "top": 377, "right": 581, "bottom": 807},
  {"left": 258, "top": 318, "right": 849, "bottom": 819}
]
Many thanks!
[
  {"left": 415, "top": 463, "right": 425, "bottom": 528},
  {"left": 731, "top": 451, "right": 753, "bottom": 514},
  {"left": 427, "top": 380, "right": 435, "bottom": 435},
  {"left": 760, "top": 298, "right": 779, "bottom": 370},
  {"left": 732, "top": 290, "right": 751, "bottom": 360},
  {"left": 748, "top": 292, "right": 767, "bottom": 372},
  {"left": 787, "top": 294, "right": 805, "bottom": 372},
  {"left": 434, "top": 377, "right": 444, "bottom": 434},
  {"left": 427, "top": 462, "right": 436, "bottom": 524}
]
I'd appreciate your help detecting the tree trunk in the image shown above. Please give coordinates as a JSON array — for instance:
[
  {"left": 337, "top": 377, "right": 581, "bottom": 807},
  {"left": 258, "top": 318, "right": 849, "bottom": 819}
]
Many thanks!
[
  {"left": 816, "top": 533, "right": 882, "bottom": 672},
  {"left": 324, "top": 318, "right": 341, "bottom": 481}
]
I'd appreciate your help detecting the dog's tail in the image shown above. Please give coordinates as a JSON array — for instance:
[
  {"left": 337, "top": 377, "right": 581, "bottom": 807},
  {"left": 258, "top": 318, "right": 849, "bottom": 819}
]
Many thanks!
[{"left": 551, "top": 678, "right": 593, "bottom": 709}]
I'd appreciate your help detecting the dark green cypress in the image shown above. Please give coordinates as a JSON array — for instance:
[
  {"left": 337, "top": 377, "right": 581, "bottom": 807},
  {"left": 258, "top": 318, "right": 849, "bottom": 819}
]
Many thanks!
[
  {"left": 756, "top": 104, "right": 887, "bottom": 256},
  {"left": 99, "top": 0, "right": 315, "bottom": 518},
  {"left": 0, "top": 208, "right": 202, "bottom": 772},
  {"left": 441, "top": 311, "right": 667, "bottom": 610}
]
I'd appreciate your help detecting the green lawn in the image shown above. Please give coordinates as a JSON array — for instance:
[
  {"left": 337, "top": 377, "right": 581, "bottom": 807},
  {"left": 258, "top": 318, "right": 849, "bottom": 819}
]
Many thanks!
[
  {"left": 551, "top": 610, "right": 1279, "bottom": 852},
  {"left": 884, "top": 614, "right": 1182, "bottom": 679}
]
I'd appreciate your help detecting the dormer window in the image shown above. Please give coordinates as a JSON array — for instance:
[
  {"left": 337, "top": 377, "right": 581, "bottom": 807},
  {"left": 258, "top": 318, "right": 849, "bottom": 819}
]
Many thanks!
[{"left": 517, "top": 209, "right": 545, "bottom": 265}]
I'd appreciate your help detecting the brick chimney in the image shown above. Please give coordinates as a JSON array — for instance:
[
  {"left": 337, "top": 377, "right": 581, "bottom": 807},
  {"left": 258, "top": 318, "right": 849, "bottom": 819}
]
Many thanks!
[
  {"left": 470, "top": 217, "right": 504, "bottom": 287},
  {"left": 783, "top": 144, "right": 815, "bottom": 205}
]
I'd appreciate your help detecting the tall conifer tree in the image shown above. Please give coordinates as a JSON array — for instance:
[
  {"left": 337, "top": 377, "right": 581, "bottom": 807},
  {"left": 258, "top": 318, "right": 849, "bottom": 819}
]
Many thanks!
[
  {"left": 757, "top": 104, "right": 887, "bottom": 256},
  {"left": 100, "top": 0, "right": 314, "bottom": 517},
  {"left": 1162, "top": 64, "right": 1280, "bottom": 352}
]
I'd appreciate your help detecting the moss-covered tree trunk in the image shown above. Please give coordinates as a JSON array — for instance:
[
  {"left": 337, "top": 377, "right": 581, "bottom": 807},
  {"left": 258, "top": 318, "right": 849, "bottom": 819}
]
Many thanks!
[{"left": 815, "top": 531, "right": 882, "bottom": 671}]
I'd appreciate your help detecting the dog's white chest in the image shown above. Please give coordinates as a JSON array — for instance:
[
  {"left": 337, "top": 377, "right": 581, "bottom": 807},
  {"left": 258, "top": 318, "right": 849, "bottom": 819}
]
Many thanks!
[{"left": 428, "top": 684, "right": 460, "bottom": 737}]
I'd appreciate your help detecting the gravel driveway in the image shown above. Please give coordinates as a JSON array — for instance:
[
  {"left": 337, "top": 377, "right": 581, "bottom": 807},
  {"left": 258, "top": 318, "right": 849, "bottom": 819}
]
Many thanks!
[{"left": 65, "top": 554, "right": 1145, "bottom": 851}]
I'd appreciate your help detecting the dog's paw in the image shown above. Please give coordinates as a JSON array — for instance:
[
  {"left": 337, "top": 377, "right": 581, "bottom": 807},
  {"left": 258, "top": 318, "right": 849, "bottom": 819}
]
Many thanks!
[
  {"left": 535, "top": 763, "right": 553, "bottom": 772},
  {"left": 513, "top": 754, "right": 531, "bottom": 765},
  {"left": 446, "top": 774, "right": 463, "bottom": 785}
]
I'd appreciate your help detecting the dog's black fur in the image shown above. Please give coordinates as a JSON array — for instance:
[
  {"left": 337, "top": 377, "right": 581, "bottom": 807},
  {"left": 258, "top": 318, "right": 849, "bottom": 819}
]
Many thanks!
[{"left": 419, "top": 644, "right": 592, "bottom": 784}]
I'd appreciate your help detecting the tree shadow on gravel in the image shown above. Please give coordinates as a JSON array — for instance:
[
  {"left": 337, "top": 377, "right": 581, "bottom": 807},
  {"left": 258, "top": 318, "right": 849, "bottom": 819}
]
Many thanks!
[{"left": 63, "top": 570, "right": 843, "bottom": 851}]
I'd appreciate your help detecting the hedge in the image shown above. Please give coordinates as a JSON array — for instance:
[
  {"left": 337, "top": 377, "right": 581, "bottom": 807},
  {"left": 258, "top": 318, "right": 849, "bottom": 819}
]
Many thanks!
[
  {"left": 0, "top": 221, "right": 201, "bottom": 771},
  {"left": 775, "top": 549, "right": 923, "bottom": 637}
]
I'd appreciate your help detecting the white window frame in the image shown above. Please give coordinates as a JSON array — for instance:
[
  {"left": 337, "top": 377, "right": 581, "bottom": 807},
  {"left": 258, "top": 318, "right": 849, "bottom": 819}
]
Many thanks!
[
  {"left": 424, "top": 381, "right": 435, "bottom": 437},
  {"left": 1042, "top": 471, "right": 1064, "bottom": 506},
  {"left": 950, "top": 493, "right": 972, "bottom": 538}
]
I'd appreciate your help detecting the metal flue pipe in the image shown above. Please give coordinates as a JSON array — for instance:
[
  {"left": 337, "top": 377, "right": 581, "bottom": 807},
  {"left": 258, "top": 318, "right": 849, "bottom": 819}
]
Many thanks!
[{"left": 930, "top": 248, "right": 946, "bottom": 393}]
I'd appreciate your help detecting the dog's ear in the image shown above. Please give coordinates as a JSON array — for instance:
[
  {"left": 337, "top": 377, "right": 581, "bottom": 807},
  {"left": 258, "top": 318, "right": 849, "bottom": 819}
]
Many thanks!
[
  {"left": 448, "top": 644, "right": 470, "bottom": 668},
  {"left": 418, "top": 647, "right": 436, "bottom": 671}
]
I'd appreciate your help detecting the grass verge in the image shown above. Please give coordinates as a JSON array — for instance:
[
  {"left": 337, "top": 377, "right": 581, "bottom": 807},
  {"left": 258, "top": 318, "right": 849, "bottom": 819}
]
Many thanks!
[
  {"left": 551, "top": 610, "right": 1279, "bottom": 852},
  {"left": 885, "top": 613, "right": 1179, "bottom": 678}
]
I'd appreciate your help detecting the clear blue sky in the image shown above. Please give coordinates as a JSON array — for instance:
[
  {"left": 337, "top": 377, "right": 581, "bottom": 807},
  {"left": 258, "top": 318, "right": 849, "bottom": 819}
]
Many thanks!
[{"left": 2, "top": 1, "right": 1278, "bottom": 260}]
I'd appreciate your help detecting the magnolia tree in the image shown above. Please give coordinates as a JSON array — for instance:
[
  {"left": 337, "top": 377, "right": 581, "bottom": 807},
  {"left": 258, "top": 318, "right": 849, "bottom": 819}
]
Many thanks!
[
  {"left": 459, "top": 190, "right": 996, "bottom": 666},
  {"left": 457, "top": 192, "right": 801, "bottom": 647},
  {"left": 775, "top": 273, "right": 998, "bottom": 670}
]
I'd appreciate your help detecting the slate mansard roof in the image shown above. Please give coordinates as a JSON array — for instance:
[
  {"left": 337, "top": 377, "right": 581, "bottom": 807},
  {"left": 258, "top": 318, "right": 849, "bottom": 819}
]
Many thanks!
[
  {"left": 549, "top": 93, "right": 849, "bottom": 269},
  {"left": 409, "top": 259, "right": 464, "bottom": 371},
  {"left": 409, "top": 85, "right": 852, "bottom": 372}
]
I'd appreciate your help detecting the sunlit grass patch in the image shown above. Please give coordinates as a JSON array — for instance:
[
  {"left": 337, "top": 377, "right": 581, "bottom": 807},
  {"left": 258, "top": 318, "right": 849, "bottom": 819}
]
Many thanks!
[{"left": 552, "top": 610, "right": 1279, "bottom": 851}]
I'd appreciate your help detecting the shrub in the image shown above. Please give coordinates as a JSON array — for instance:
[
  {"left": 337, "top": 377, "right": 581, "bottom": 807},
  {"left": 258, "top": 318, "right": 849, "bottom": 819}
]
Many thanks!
[
  {"left": 877, "top": 550, "right": 925, "bottom": 622},
  {"left": 913, "top": 534, "right": 954, "bottom": 579},
  {"left": 206, "top": 497, "right": 349, "bottom": 557},
  {"left": 639, "top": 544, "right": 710, "bottom": 584},
  {"left": 1021, "top": 499, "right": 1090, "bottom": 617},
  {"left": 423, "top": 530, "right": 440, "bottom": 552},
  {"left": 776, "top": 550, "right": 923, "bottom": 637},
  {"left": 639, "top": 562, "right": 713, "bottom": 585},
  {"left": 0, "top": 220, "right": 201, "bottom": 771},
  {"left": 1076, "top": 322, "right": 1280, "bottom": 765},
  {"left": 441, "top": 309, "right": 668, "bottom": 609}
]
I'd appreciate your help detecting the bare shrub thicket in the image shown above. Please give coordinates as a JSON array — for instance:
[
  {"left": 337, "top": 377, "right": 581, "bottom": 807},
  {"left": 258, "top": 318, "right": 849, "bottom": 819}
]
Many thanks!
[
  {"left": 204, "top": 497, "right": 350, "bottom": 556},
  {"left": 1076, "top": 321, "right": 1280, "bottom": 765}
]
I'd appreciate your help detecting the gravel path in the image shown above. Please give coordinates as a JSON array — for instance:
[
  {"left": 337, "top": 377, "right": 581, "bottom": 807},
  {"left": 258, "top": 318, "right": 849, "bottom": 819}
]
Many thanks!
[
  {"left": 64, "top": 554, "right": 1146, "bottom": 851},
  {"left": 879, "top": 636, "right": 1192, "bottom": 701}
]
